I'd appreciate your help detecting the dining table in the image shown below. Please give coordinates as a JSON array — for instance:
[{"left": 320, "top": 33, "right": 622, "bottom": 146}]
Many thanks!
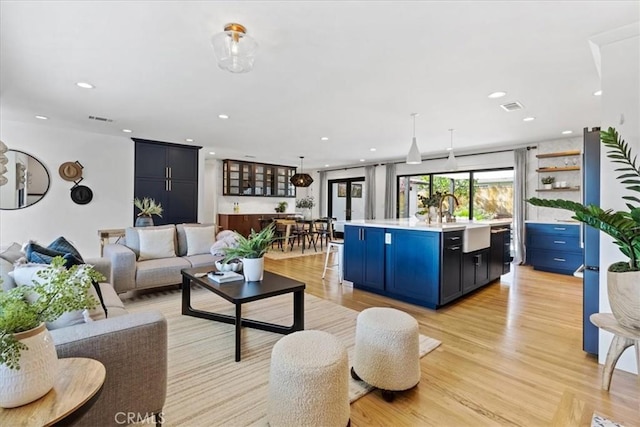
[{"left": 273, "top": 218, "right": 334, "bottom": 253}]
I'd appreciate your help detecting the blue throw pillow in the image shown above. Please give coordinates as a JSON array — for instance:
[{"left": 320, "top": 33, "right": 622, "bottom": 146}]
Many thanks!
[{"left": 24, "top": 237, "right": 84, "bottom": 267}]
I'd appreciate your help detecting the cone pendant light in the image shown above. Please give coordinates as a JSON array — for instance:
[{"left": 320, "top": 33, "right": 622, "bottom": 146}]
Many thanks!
[{"left": 406, "top": 113, "right": 422, "bottom": 164}]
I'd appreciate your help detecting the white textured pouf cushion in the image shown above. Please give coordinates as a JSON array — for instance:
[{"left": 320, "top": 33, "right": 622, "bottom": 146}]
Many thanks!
[
  {"left": 267, "top": 330, "right": 350, "bottom": 427},
  {"left": 353, "top": 307, "right": 421, "bottom": 391}
]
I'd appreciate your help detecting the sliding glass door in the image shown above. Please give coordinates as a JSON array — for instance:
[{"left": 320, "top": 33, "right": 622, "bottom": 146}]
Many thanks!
[{"left": 328, "top": 177, "right": 365, "bottom": 235}]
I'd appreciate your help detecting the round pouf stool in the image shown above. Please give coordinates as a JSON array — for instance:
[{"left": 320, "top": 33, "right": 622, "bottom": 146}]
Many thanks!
[
  {"left": 351, "top": 307, "right": 420, "bottom": 402},
  {"left": 267, "top": 330, "right": 350, "bottom": 427}
]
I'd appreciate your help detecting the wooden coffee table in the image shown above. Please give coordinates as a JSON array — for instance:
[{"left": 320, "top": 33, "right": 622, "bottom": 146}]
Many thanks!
[
  {"left": 0, "top": 357, "right": 105, "bottom": 426},
  {"left": 181, "top": 267, "right": 305, "bottom": 362}
]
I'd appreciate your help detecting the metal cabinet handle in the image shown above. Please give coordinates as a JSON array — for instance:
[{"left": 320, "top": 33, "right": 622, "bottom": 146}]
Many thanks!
[
  {"left": 165, "top": 180, "right": 168, "bottom": 191},
  {"left": 553, "top": 258, "right": 566, "bottom": 262},
  {"left": 169, "top": 167, "right": 172, "bottom": 179},
  {"left": 169, "top": 180, "right": 172, "bottom": 191},
  {"left": 553, "top": 227, "right": 566, "bottom": 231},
  {"left": 449, "top": 236, "right": 461, "bottom": 241},
  {"left": 448, "top": 246, "right": 461, "bottom": 251},
  {"left": 553, "top": 240, "right": 566, "bottom": 244}
]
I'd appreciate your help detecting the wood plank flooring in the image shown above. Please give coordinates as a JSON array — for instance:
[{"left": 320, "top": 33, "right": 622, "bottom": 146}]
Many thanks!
[{"left": 264, "top": 253, "right": 639, "bottom": 426}]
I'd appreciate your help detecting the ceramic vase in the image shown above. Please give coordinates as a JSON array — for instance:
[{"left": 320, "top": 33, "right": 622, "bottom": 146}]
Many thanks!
[
  {"left": 607, "top": 270, "right": 640, "bottom": 329},
  {"left": 0, "top": 323, "right": 59, "bottom": 408},
  {"left": 135, "top": 215, "right": 154, "bottom": 227},
  {"left": 242, "top": 257, "right": 264, "bottom": 282}
]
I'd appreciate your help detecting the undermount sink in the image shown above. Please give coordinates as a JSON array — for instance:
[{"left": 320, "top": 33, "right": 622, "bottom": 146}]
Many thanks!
[{"left": 463, "top": 225, "right": 490, "bottom": 253}]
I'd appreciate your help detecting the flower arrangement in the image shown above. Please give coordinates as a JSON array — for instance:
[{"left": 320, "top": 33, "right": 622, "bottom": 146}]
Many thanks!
[
  {"left": 134, "top": 197, "right": 163, "bottom": 217},
  {"left": 296, "top": 196, "right": 315, "bottom": 209},
  {"left": 0, "top": 257, "right": 104, "bottom": 369}
]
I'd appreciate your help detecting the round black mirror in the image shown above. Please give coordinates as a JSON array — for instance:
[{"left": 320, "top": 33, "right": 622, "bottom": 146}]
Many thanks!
[{"left": 0, "top": 150, "right": 50, "bottom": 210}]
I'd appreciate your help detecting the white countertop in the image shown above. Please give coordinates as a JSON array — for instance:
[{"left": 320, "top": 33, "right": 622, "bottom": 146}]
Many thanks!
[
  {"left": 343, "top": 218, "right": 512, "bottom": 232},
  {"left": 525, "top": 219, "right": 580, "bottom": 225}
]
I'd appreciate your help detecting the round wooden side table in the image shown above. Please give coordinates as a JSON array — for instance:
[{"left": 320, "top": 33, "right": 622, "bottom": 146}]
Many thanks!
[
  {"left": 0, "top": 357, "right": 106, "bottom": 426},
  {"left": 589, "top": 313, "right": 640, "bottom": 391}
]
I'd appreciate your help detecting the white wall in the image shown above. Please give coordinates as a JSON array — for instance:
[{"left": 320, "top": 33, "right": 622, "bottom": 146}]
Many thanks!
[
  {"left": 0, "top": 120, "right": 134, "bottom": 258},
  {"left": 597, "top": 29, "right": 639, "bottom": 374}
]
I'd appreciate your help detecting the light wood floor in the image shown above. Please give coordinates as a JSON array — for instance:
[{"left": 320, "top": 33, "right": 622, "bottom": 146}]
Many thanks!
[{"left": 264, "top": 253, "right": 639, "bottom": 427}]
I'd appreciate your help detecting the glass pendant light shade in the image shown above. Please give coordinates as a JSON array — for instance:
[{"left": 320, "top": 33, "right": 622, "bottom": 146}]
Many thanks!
[
  {"left": 406, "top": 113, "right": 422, "bottom": 164},
  {"left": 211, "top": 23, "right": 258, "bottom": 73}
]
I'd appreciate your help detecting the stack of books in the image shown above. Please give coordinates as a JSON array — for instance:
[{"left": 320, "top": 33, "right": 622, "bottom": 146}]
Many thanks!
[{"left": 208, "top": 271, "right": 244, "bottom": 283}]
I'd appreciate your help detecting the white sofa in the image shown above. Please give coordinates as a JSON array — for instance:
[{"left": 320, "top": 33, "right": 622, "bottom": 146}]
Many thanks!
[{"left": 104, "top": 223, "right": 223, "bottom": 294}]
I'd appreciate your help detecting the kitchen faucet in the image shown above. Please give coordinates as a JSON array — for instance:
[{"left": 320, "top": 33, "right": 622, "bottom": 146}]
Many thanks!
[{"left": 438, "top": 193, "right": 459, "bottom": 223}]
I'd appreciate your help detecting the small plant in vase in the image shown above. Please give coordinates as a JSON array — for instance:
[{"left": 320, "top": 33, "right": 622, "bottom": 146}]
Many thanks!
[
  {"left": 541, "top": 176, "right": 555, "bottom": 189},
  {"left": 275, "top": 201, "right": 288, "bottom": 213},
  {"left": 416, "top": 192, "right": 443, "bottom": 223},
  {"left": 296, "top": 196, "right": 315, "bottom": 220},
  {"left": 0, "top": 257, "right": 104, "bottom": 407},
  {"left": 134, "top": 197, "right": 163, "bottom": 227},
  {"left": 221, "top": 224, "right": 276, "bottom": 282}
]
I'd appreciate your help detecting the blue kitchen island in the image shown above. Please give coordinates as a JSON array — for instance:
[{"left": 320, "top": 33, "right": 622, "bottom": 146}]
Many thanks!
[{"left": 344, "top": 219, "right": 512, "bottom": 309}]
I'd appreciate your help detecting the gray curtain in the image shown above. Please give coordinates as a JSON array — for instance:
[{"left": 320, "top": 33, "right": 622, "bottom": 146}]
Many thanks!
[
  {"left": 384, "top": 163, "right": 397, "bottom": 219},
  {"left": 364, "top": 165, "right": 376, "bottom": 219},
  {"left": 318, "top": 171, "right": 326, "bottom": 217},
  {"left": 513, "top": 148, "right": 527, "bottom": 264}
]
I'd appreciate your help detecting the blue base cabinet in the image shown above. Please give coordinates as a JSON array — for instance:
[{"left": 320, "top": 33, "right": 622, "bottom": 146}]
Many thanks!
[
  {"left": 343, "top": 226, "right": 385, "bottom": 291},
  {"left": 526, "top": 223, "right": 582, "bottom": 275},
  {"left": 384, "top": 229, "right": 441, "bottom": 307}
]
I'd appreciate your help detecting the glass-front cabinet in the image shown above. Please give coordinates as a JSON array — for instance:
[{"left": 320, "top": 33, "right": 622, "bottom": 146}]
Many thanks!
[{"left": 223, "top": 159, "right": 296, "bottom": 197}]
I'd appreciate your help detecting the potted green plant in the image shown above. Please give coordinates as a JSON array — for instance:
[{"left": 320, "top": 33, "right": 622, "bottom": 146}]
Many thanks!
[
  {"left": 275, "top": 201, "right": 288, "bottom": 213},
  {"left": 416, "top": 192, "right": 443, "bottom": 223},
  {"left": 134, "top": 197, "right": 163, "bottom": 227},
  {"left": 221, "top": 223, "right": 276, "bottom": 281},
  {"left": 541, "top": 176, "right": 555, "bottom": 189},
  {"left": 528, "top": 127, "right": 640, "bottom": 329},
  {"left": 296, "top": 196, "right": 315, "bottom": 220},
  {"left": 0, "top": 256, "right": 104, "bottom": 407}
]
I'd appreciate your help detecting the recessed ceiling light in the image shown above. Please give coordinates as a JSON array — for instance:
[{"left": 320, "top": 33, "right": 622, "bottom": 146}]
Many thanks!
[
  {"left": 122, "top": 129, "right": 133, "bottom": 133},
  {"left": 523, "top": 117, "right": 536, "bottom": 122},
  {"left": 488, "top": 91, "right": 507, "bottom": 99},
  {"left": 562, "top": 130, "right": 573, "bottom": 135},
  {"left": 321, "top": 137, "right": 329, "bottom": 141},
  {"left": 324, "top": 164, "right": 330, "bottom": 167},
  {"left": 446, "top": 147, "right": 453, "bottom": 151},
  {"left": 359, "top": 159, "right": 365, "bottom": 162},
  {"left": 370, "top": 148, "right": 376, "bottom": 152},
  {"left": 35, "top": 115, "right": 48, "bottom": 120},
  {"left": 185, "top": 138, "right": 194, "bottom": 142},
  {"left": 218, "top": 114, "right": 229, "bottom": 119},
  {"left": 76, "top": 82, "right": 94, "bottom": 89},
  {"left": 593, "top": 90, "right": 602, "bottom": 96},
  {"left": 209, "top": 151, "right": 216, "bottom": 155}
]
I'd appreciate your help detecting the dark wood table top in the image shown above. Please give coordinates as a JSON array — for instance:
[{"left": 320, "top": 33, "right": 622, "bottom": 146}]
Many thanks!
[{"left": 182, "top": 267, "right": 305, "bottom": 304}]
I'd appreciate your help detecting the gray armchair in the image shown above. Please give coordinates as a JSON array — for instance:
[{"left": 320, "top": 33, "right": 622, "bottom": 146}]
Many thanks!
[{"left": 51, "top": 311, "right": 167, "bottom": 426}]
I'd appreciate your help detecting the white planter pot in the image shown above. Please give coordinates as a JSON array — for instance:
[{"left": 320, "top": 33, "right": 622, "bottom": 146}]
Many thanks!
[
  {"left": 543, "top": 184, "right": 553, "bottom": 189},
  {"left": 0, "top": 323, "right": 59, "bottom": 408},
  {"left": 607, "top": 270, "right": 640, "bottom": 330},
  {"left": 242, "top": 257, "right": 264, "bottom": 282}
]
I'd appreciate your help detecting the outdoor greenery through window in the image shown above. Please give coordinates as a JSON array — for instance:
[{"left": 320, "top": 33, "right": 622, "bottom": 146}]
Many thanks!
[{"left": 398, "top": 168, "right": 514, "bottom": 220}]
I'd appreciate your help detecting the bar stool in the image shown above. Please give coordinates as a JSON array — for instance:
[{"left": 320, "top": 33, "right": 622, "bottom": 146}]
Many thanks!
[{"left": 322, "top": 240, "right": 343, "bottom": 284}]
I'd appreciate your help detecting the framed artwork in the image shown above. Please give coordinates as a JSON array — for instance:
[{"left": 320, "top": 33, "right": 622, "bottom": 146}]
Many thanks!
[
  {"left": 338, "top": 183, "right": 347, "bottom": 197},
  {"left": 352, "top": 183, "right": 362, "bottom": 198}
]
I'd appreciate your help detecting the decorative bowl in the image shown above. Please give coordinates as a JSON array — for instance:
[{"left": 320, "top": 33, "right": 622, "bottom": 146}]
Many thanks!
[
  {"left": 415, "top": 212, "right": 428, "bottom": 222},
  {"left": 215, "top": 260, "right": 243, "bottom": 272}
]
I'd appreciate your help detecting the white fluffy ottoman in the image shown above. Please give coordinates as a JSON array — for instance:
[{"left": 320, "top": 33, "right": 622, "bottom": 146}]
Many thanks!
[
  {"left": 352, "top": 307, "right": 420, "bottom": 401},
  {"left": 267, "top": 330, "right": 350, "bottom": 427}
]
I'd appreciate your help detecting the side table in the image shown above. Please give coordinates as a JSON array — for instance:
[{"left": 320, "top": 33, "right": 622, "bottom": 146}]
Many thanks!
[
  {"left": 589, "top": 313, "right": 640, "bottom": 391},
  {"left": 0, "top": 357, "right": 106, "bottom": 426}
]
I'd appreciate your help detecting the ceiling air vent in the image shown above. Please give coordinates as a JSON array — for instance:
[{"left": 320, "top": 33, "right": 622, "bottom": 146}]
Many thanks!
[
  {"left": 500, "top": 102, "right": 524, "bottom": 112},
  {"left": 88, "top": 115, "right": 114, "bottom": 123}
]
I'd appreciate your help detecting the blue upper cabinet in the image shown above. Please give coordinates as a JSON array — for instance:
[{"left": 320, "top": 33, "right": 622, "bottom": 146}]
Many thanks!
[
  {"left": 385, "top": 229, "right": 441, "bottom": 307},
  {"left": 344, "top": 225, "right": 385, "bottom": 290},
  {"left": 526, "top": 222, "right": 582, "bottom": 275}
]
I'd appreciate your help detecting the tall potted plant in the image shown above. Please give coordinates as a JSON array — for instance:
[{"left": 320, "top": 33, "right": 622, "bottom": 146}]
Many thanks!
[
  {"left": 527, "top": 127, "right": 640, "bottom": 329},
  {"left": 0, "top": 257, "right": 103, "bottom": 407},
  {"left": 221, "top": 223, "right": 276, "bottom": 281},
  {"left": 134, "top": 197, "right": 163, "bottom": 227}
]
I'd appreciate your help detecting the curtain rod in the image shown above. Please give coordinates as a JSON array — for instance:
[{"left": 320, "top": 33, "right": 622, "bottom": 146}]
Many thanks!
[{"left": 317, "top": 145, "right": 537, "bottom": 173}]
